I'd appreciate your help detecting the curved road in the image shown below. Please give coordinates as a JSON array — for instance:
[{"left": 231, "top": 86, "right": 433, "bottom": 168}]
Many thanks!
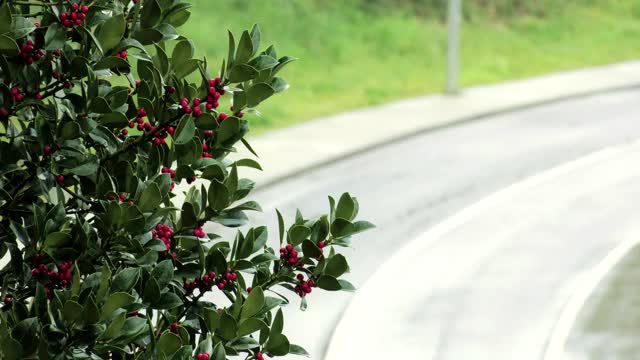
[{"left": 230, "top": 89, "right": 640, "bottom": 359}]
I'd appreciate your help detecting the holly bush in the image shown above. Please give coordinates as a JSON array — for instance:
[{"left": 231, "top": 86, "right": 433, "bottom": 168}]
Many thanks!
[{"left": 0, "top": 0, "right": 374, "bottom": 359}]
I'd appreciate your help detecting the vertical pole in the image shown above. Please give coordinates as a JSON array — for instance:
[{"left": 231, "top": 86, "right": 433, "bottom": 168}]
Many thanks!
[{"left": 447, "top": 0, "right": 461, "bottom": 94}]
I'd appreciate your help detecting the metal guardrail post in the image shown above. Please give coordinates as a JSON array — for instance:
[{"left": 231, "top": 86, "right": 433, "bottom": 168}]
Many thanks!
[{"left": 447, "top": 0, "right": 461, "bottom": 94}]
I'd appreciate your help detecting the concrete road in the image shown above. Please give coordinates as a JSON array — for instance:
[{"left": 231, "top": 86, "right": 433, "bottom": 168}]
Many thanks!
[{"left": 232, "top": 89, "right": 640, "bottom": 359}]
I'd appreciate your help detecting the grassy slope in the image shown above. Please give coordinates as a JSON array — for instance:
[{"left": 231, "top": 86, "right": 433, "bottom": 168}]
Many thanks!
[{"left": 183, "top": 1, "right": 640, "bottom": 134}]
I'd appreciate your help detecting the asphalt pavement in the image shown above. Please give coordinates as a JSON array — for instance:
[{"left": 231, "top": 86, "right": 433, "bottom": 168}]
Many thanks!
[{"left": 231, "top": 89, "right": 640, "bottom": 359}]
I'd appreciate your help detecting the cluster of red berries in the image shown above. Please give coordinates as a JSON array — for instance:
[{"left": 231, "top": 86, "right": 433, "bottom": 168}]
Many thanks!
[
  {"left": 32, "top": 259, "right": 73, "bottom": 299},
  {"left": 10, "top": 87, "right": 23, "bottom": 102},
  {"left": 184, "top": 268, "right": 237, "bottom": 293},
  {"left": 280, "top": 244, "right": 302, "bottom": 266},
  {"left": 196, "top": 353, "right": 210, "bottom": 360},
  {"left": 161, "top": 166, "right": 177, "bottom": 191},
  {"left": 106, "top": 192, "right": 133, "bottom": 204},
  {"left": 193, "top": 226, "right": 205, "bottom": 238},
  {"left": 152, "top": 223, "right": 174, "bottom": 252},
  {"left": 178, "top": 77, "right": 225, "bottom": 119},
  {"left": 115, "top": 50, "right": 128, "bottom": 59},
  {"left": 255, "top": 352, "right": 265, "bottom": 360},
  {"left": 230, "top": 105, "right": 244, "bottom": 118},
  {"left": 294, "top": 273, "right": 316, "bottom": 298},
  {"left": 52, "top": 71, "right": 73, "bottom": 89},
  {"left": 18, "top": 40, "right": 44, "bottom": 65},
  {"left": 201, "top": 143, "right": 213, "bottom": 159},
  {"left": 59, "top": 3, "right": 89, "bottom": 28}
]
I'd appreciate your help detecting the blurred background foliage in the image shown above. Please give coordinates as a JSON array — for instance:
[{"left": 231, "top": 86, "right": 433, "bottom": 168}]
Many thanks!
[{"left": 183, "top": 0, "right": 640, "bottom": 133}]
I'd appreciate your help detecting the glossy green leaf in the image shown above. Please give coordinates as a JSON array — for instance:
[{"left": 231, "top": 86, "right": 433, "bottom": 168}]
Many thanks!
[{"left": 97, "top": 14, "right": 125, "bottom": 51}]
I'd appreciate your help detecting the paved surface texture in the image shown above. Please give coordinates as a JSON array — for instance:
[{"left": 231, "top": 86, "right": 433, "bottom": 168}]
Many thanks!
[
  {"left": 237, "top": 61, "right": 640, "bottom": 187},
  {"left": 223, "top": 89, "right": 640, "bottom": 359},
  {"left": 564, "top": 240, "right": 640, "bottom": 360}
]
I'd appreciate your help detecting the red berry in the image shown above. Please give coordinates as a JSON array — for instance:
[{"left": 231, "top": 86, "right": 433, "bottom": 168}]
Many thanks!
[
  {"left": 81, "top": 5, "right": 89, "bottom": 13},
  {"left": 217, "top": 113, "right": 229, "bottom": 122},
  {"left": 119, "top": 193, "right": 126, "bottom": 202},
  {"left": 0, "top": 108, "right": 7, "bottom": 117},
  {"left": 43, "top": 145, "right": 51, "bottom": 154},
  {"left": 121, "top": 129, "right": 128, "bottom": 136},
  {"left": 56, "top": 175, "right": 64, "bottom": 184},
  {"left": 170, "top": 322, "right": 178, "bottom": 334},
  {"left": 3, "top": 297, "right": 12, "bottom": 305}
]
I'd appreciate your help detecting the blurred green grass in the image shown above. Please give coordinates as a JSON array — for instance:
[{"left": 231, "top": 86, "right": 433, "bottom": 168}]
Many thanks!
[{"left": 182, "top": 0, "right": 640, "bottom": 134}]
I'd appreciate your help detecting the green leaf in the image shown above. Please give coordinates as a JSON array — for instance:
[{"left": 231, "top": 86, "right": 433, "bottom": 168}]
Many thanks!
[
  {"left": 204, "top": 309, "right": 221, "bottom": 333},
  {"left": 218, "top": 312, "right": 238, "bottom": 340},
  {"left": 151, "top": 260, "right": 174, "bottom": 289},
  {"left": 101, "top": 292, "right": 135, "bottom": 320},
  {"left": 237, "top": 318, "right": 268, "bottom": 337},
  {"left": 171, "top": 39, "right": 194, "bottom": 67},
  {"left": 111, "top": 268, "right": 139, "bottom": 293},
  {"left": 330, "top": 218, "right": 354, "bottom": 238},
  {"left": 139, "top": 183, "right": 162, "bottom": 212},
  {"left": 272, "top": 77, "right": 289, "bottom": 93},
  {"left": 235, "top": 30, "right": 253, "bottom": 63},
  {"left": 325, "top": 254, "right": 349, "bottom": 277},
  {"left": 246, "top": 83, "right": 275, "bottom": 107},
  {"left": 141, "top": 0, "right": 162, "bottom": 28},
  {"left": 174, "top": 58, "right": 200, "bottom": 79},
  {"left": 96, "top": 14, "right": 125, "bottom": 51},
  {"left": 249, "top": 55, "right": 278, "bottom": 71},
  {"left": 215, "top": 116, "right": 240, "bottom": 145},
  {"left": 235, "top": 158, "right": 262, "bottom": 171},
  {"left": 94, "top": 56, "right": 130, "bottom": 72},
  {"left": 352, "top": 220, "right": 376, "bottom": 234},
  {"left": 44, "top": 23, "right": 66, "bottom": 50},
  {"left": 157, "top": 332, "right": 181, "bottom": 355},
  {"left": 143, "top": 277, "right": 161, "bottom": 303},
  {"left": 276, "top": 209, "right": 285, "bottom": 246},
  {"left": 9, "top": 17, "right": 35, "bottom": 39},
  {"left": 250, "top": 24, "right": 261, "bottom": 55},
  {"left": 241, "top": 286, "right": 264, "bottom": 321},
  {"left": 213, "top": 342, "right": 226, "bottom": 360},
  {"left": 207, "top": 180, "right": 229, "bottom": 212},
  {"left": 194, "top": 112, "right": 217, "bottom": 130},
  {"left": 133, "top": 28, "right": 163, "bottom": 45},
  {"left": 335, "top": 193, "right": 356, "bottom": 221},
  {"left": 83, "top": 297, "right": 100, "bottom": 324},
  {"left": 60, "top": 122, "right": 82, "bottom": 141},
  {"left": 70, "top": 159, "right": 99, "bottom": 177},
  {"left": 99, "top": 112, "right": 129, "bottom": 128},
  {"left": 63, "top": 300, "right": 83, "bottom": 323},
  {"left": 271, "top": 308, "right": 284, "bottom": 336},
  {"left": 228, "top": 64, "right": 258, "bottom": 83},
  {"left": 302, "top": 239, "right": 322, "bottom": 258},
  {"left": 102, "top": 311, "right": 126, "bottom": 339},
  {"left": 289, "top": 344, "right": 310, "bottom": 357},
  {"left": 0, "top": 35, "right": 18, "bottom": 55},
  {"left": 338, "top": 279, "right": 356, "bottom": 292},
  {"left": 288, "top": 225, "right": 310, "bottom": 246},
  {"left": 174, "top": 115, "right": 195, "bottom": 145},
  {"left": 0, "top": 4, "right": 11, "bottom": 34},
  {"left": 317, "top": 275, "right": 341, "bottom": 291},
  {"left": 155, "top": 292, "right": 182, "bottom": 309},
  {"left": 43, "top": 232, "right": 71, "bottom": 250},
  {"left": 118, "top": 317, "right": 147, "bottom": 340},
  {"left": 266, "top": 333, "right": 290, "bottom": 356}
]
